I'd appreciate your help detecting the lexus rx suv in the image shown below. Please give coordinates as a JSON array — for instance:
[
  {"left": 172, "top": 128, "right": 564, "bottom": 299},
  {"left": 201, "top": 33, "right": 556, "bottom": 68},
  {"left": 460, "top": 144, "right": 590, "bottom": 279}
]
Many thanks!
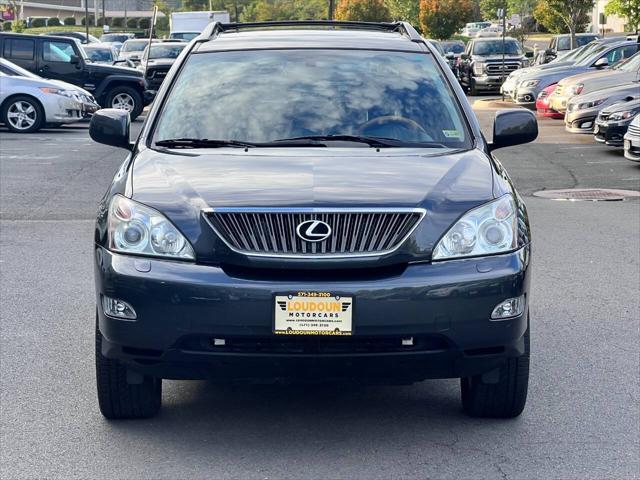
[{"left": 90, "top": 21, "right": 538, "bottom": 420}]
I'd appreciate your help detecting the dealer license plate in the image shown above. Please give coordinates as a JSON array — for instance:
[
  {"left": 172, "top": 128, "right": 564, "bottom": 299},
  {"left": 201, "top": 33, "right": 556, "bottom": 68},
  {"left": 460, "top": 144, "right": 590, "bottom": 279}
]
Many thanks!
[{"left": 274, "top": 292, "right": 353, "bottom": 335}]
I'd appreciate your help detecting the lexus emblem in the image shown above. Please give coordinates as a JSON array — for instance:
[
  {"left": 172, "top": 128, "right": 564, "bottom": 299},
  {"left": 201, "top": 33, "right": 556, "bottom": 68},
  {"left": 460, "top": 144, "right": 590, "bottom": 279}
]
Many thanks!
[{"left": 296, "top": 220, "right": 332, "bottom": 242}]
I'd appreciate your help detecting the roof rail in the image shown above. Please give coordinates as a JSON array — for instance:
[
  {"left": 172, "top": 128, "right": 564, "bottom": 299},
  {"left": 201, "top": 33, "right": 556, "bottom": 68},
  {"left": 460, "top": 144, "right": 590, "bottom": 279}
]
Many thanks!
[{"left": 198, "top": 20, "right": 425, "bottom": 43}]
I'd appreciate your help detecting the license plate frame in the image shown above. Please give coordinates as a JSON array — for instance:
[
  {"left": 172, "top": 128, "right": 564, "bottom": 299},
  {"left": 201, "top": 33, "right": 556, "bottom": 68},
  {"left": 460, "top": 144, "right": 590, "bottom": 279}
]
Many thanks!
[{"left": 273, "top": 292, "right": 353, "bottom": 336}]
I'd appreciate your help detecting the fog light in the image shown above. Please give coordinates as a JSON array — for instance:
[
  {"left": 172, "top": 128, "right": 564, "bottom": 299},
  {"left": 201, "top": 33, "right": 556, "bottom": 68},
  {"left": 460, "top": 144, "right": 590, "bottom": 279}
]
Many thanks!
[
  {"left": 491, "top": 295, "right": 525, "bottom": 320},
  {"left": 101, "top": 295, "right": 137, "bottom": 320}
]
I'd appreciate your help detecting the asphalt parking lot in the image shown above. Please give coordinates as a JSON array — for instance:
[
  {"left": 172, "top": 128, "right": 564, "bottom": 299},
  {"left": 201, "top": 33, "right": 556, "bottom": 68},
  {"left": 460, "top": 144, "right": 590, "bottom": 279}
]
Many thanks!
[{"left": 1, "top": 105, "right": 639, "bottom": 479}]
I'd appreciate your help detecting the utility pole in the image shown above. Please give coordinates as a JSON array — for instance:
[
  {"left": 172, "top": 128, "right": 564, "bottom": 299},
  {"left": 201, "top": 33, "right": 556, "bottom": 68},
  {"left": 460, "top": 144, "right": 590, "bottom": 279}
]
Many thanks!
[
  {"left": 101, "top": 0, "right": 105, "bottom": 28},
  {"left": 124, "top": 0, "right": 128, "bottom": 31},
  {"left": 84, "top": 0, "right": 89, "bottom": 42},
  {"left": 328, "top": 0, "right": 334, "bottom": 20}
]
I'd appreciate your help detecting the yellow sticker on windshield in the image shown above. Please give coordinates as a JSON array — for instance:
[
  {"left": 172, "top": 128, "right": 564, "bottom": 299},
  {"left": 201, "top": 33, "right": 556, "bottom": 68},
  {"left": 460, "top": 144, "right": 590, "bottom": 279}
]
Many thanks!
[{"left": 443, "top": 130, "right": 462, "bottom": 138}]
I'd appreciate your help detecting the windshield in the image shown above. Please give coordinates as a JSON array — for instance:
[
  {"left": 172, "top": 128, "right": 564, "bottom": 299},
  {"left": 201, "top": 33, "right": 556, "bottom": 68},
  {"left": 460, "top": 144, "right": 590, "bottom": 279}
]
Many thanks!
[
  {"left": 557, "top": 35, "right": 597, "bottom": 51},
  {"left": 577, "top": 43, "right": 611, "bottom": 66},
  {"left": 552, "top": 43, "right": 588, "bottom": 63},
  {"left": 614, "top": 52, "right": 640, "bottom": 71},
  {"left": 122, "top": 40, "right": 149, "bottom": 52},
  {"left": 100, "top": 34, "right": 129, "bottom": 43},
  {"left": 154, "top": 49, "right": 470, "bottom": 149},
  {"left": 473, "top": 40, "right": 522, "bottom": 55},
  {"left": 441, "top": 42, "right": 464, "bottom": 54},
  {"left": 170, "top": 32, "right": 199, "bottom": 41},
  {"left": 146, "top": 44, "right": 186, "bottom": 60},
  {"left": 84, "top": 47, "right": 113, "bottom": 62}
]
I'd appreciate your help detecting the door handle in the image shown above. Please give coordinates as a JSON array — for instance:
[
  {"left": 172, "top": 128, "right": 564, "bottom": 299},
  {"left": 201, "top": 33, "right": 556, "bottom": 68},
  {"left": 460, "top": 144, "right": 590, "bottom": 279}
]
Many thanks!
[{"left": 41, "top": 65, "right": 50, "bottom": 72}]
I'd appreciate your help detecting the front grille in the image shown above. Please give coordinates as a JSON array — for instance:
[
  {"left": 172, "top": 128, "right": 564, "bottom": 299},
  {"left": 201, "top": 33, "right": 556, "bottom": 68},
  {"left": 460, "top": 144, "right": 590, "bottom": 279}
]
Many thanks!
[
  {"left": 486, "top": 62, "right": 520, "bottom": 75},
  {"left": 628, "top": 124, "right": 640, "bottom": 135},
  {"left": 205, "top": 208, "right": 425, "bottom": 257}
]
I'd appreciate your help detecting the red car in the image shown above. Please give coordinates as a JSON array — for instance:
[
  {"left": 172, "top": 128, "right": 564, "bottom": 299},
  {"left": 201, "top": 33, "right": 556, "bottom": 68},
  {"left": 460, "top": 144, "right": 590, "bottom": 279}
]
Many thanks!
[{"left": 536, "top": 84, "right": 563, "bottom": 119}]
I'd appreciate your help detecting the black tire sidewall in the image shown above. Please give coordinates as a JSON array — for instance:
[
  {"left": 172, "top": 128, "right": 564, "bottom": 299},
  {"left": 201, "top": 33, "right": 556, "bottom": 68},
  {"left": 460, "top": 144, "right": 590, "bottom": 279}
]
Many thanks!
[
  {"left": 2, "top": 95, "right": 44, "bottom": 133},
  {"left": 106, "top": 86, "right": 143, "bottom": 120}
]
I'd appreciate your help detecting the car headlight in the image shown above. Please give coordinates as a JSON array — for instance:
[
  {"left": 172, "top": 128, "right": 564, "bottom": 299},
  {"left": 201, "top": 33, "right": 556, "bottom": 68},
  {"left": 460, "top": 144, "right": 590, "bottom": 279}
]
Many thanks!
[
  {"left": 38, "top": 87, "right": 75, "bottom": 98},
  {"left": 568, "top": 83, "right": 584, "bottom": 95},
  {"left": 473, "top": 62, "right": 485, "bottom": 75},
  {"left": 108, "top": 195, "right": 195, "bottom": 260},
  {"left": 433, "top": 195, "right": 517, "bottom": 261},
  {"left": 521, "top": 59, "right": 530, "bottom": 67},
  {"left": 519, "top": 79, "right": 540, "bottom": 88},
  {"left": 576, "top": 98, "right": 604, "bottom": 110},
  {"left": 609, "top": 109, "right": 639, "bottom": 121}
]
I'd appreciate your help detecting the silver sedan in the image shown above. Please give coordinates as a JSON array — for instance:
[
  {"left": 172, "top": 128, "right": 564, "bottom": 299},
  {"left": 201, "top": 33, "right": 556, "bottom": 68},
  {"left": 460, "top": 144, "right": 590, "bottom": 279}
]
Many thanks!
[{"left": 0, "top": 71, "right": 86, "bottom": 133}]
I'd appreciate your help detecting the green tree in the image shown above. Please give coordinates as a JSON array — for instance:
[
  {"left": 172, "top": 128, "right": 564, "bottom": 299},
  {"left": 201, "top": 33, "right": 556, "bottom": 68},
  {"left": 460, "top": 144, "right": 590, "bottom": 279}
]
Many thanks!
[
  {"left": 419, "top": 0, "right": 473, "bottom": 39},
  {"left": 385, "top": 0, "right": 420, "bottom": 26},
  {"left": 542, "top": 0, "right": 594, "bottom": 47},
  {"left": 605, "top": 0, "right": 640, "bottom": 33},
  {"left": 334, "top": 0, "right": 392, "bottom": 22},
  {"left": 242, "top": 0, "right": 328, "bottom": 21}
]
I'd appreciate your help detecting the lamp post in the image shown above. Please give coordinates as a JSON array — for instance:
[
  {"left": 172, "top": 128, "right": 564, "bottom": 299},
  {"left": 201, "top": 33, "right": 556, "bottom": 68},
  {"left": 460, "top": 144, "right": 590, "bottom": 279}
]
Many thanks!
[{"left": 84, "top": 0, "right": 89, "bottom": 41}]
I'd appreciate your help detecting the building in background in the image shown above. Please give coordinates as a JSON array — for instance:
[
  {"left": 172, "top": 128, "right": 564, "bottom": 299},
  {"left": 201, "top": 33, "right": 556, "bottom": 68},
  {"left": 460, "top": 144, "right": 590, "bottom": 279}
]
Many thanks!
[
  {"left": 0, "top": 0, "right": 179, "bottom": 24},
  {"left": 590, "top": 0, "right": 628, "bottom": 34}
]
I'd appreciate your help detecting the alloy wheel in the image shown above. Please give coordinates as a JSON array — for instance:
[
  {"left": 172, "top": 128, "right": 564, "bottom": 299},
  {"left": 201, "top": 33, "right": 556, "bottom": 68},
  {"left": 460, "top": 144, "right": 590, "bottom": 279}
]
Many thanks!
[
  {"left": 111, "top": 93, "right": 135, "bottom": 112},
  {"left": 7, "top": 101, "right": 37, "bottom": 131}
]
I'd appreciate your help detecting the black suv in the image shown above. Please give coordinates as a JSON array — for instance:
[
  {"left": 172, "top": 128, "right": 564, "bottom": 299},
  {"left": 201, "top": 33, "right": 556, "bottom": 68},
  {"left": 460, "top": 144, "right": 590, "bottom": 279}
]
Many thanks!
[
  {"left": 459, "top": 37, "right": 529, "bottom": 95},
  {"left": 0, "top": 33, "right": 149, "bottom": 119},
  {"left": 89, "top": 21, "right": 537, "bottom": 420}
]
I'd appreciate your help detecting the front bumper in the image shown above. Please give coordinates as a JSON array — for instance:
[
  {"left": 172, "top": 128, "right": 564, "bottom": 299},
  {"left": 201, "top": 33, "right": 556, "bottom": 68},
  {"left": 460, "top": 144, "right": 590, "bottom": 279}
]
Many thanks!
[
  {"left": 624, "top": 131, "right": 640, "bottom": 162},
  {"left": 515, "top": 87, "right": 539, "bottom": 106},
  {"left": 45, "top": 96, "right": 84, "bottom": 124},
  {"left": 95, "top": 246, "right": 531, "bottom": 381},
  {"left": 473, "top": 75, "right": 508, "bottom": 91},
  {"left": 565, "top": 110, "right": 597, "bottom": 133},
  {"left": 594, "top": 121, "right": 629, "bottom": 146}
]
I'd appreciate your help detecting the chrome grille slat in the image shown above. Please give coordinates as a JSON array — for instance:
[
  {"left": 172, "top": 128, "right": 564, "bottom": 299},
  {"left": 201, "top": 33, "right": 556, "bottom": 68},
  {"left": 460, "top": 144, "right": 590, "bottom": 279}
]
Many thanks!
[{"left": 205, "top": 209, "right": 424, "bottom": 258}]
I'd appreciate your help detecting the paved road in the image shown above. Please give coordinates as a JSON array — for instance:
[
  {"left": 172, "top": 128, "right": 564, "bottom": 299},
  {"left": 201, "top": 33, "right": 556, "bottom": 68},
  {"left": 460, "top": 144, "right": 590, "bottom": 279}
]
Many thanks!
[{"left": 1, "top": 111, "right": 639, "bottom": 479}]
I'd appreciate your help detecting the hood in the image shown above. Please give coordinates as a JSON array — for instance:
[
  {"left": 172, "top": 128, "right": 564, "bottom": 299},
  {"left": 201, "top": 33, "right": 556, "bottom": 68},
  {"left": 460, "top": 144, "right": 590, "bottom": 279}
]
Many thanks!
[
  {"left": 129, "top": 147, "right": 496, "bottom": 263},
  {"left": 473, "top": 55, "right": 524, "bottom": 61},
  {"left": 568, "top": 83, "right": 639, "bottom": 113},
  {"left": 144, "top": 58, "right": 177, "bottom": 68},
  {"left": 570, "top": 82, "right": 639, "bottom": 105},
  {"left": 601, "top": 97, "right": 640, "bottom": 115},
  {"left": 48, "top": 79, "right": 93, "bottom": 96},
  {"left": 575, "top": 70, "right": 637, "bottom": 95},
  {"left": 519, "top": 65, "right": 589, "bottom": 84},
  {"left": 87, "top": 62, "right": 142, "bottom": 76}
]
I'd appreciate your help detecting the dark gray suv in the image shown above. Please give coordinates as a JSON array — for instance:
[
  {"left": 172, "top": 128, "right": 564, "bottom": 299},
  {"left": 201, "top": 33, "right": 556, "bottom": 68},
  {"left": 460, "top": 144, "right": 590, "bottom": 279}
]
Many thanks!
[{"left": 90, "top": 21, "right": 538, "bottom": 420}]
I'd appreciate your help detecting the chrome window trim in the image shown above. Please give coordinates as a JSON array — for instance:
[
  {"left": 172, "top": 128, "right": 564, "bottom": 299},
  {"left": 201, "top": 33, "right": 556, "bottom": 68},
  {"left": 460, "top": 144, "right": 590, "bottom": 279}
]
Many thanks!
[{"left": 202, "top": 207, "right": 426, "bottom": 259}]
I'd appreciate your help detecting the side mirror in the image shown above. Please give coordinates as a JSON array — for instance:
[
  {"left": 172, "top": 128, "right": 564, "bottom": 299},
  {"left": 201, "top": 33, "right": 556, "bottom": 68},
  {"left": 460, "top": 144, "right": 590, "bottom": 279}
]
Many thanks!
[
  {"left": 545, "top": 48, "right": 554, "bottom": 55},
  {"left": 594, "top": 57, "right": 609, "bottom": 68},
  {"left": 489, "top": 109, "right": 538, "bottom": 152},
  {"left": 446, "top": 51, "right": 455, "bottom": 59},
  {"left": 69, "top": 54, "right": 81, "bottom": 65},
  {"left": 525, "top": 51, "right": 534, "bottom": 58},
  {"left": 89, "top": 109, "right": 132, "bottom": 150},
  {"left": 460, "top": 53, "right": 469, "bottom": 60}
]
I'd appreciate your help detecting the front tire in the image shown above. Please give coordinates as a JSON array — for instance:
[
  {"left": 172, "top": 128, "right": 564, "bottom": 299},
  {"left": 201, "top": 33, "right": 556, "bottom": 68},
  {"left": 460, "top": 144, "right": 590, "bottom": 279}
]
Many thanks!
[
  {"left": 2, "top": 96, "right": 44, "bottom": 133},
  {"left": 106, "top": 86, "right": 143, "bottom": 121},
  {"left": 95, "top": 317, "right": 161, "bottom": 419},
  {"left": 460, "top": 318, "right": 530, "bottom": 418}
]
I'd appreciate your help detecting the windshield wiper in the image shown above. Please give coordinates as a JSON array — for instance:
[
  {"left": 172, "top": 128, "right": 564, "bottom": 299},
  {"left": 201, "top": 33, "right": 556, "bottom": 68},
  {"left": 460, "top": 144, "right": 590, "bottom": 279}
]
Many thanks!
[
  {"left": 155, "top": 138, "right": 258, "bottom": 149},
  {"left": 269, "top": 135, "right": 446, "bottom": 148}
]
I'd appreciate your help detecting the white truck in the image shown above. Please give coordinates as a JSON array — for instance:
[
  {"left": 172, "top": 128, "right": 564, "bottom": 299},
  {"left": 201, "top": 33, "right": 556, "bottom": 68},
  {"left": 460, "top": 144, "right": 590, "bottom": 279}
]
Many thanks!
[{"left": 169, "top": 11, "right": 230, "bottom": 41}]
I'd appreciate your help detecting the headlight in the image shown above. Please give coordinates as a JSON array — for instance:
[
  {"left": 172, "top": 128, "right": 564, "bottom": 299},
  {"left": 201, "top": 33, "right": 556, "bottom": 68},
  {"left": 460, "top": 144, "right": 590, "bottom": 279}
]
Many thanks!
[
  {"left": 433, "top": 195, "right": 517, "bottom": 261},
  {"left": 519, "top": 79, "right": 540, "bottom": 88},
  {"left": 576, "top": 98, "right": 604, "bottom": 110},
  {"left": 108, "top": 195, "right": 195, "bottom": 260},
  {"left": 521, "top": 59, "right": 530, "bottom": 67},
  {"left": 568, "top": 83, "right": 584, "bottom": 95},
  {"left": 38, "top": 87, "right": 75, "bottom": 98},
  {"left": 609, "top": 110, "right": 639, "bottom": 121},
  {"left": 473, "top": 62, "right": 485, "bottom": 75}
]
